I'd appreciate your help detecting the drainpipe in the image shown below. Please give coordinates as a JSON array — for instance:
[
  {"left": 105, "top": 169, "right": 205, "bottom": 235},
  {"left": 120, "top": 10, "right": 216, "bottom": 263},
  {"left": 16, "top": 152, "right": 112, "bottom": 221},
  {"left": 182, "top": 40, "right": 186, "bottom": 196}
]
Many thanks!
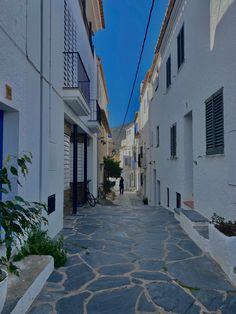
[{"left": 39, "top": 0, "right": 44, "bottom": 201}]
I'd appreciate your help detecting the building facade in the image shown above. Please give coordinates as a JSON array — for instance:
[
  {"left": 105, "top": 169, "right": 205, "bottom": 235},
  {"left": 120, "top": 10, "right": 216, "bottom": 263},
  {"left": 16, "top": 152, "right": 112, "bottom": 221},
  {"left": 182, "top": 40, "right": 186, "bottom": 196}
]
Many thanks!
[
  {"left": 0, "top": 0, "right": 106, "bottom": 237},
  {"left": 143, "top": 0, "right": 236, "bottom": 221}
]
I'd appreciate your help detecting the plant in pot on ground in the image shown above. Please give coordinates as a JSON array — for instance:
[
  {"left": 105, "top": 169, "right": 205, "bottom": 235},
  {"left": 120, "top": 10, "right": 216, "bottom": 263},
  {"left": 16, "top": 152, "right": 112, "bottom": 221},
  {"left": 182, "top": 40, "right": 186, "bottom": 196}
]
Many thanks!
[{"left": 0, "top": 153, "right": 47, "bottom": 312}]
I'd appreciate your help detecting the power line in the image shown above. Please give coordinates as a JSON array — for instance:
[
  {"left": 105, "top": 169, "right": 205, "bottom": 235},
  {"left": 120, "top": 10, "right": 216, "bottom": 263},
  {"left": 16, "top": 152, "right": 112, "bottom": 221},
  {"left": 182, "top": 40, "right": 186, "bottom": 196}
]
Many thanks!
[{"left": 116, "top": 0, "right": 156, "bottom": 142}]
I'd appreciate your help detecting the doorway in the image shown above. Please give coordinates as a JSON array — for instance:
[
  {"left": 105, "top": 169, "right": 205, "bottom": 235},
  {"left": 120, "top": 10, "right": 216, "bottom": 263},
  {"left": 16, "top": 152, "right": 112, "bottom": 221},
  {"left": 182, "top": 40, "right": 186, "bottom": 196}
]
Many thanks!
[
  {"left": 184, "top": 111, "right": 194, "bottom": 208},
  {"left": 157, "top": 180, "right": 161, "bottom": 206},
  {"left": 153, "top": 170, "right": 156, "bottom": 205}
]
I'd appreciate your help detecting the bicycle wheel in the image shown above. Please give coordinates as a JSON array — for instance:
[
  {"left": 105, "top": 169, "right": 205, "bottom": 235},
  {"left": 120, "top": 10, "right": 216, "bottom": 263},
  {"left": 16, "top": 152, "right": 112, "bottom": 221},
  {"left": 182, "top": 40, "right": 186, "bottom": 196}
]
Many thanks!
[{"left": 87, "top": 192, "right": 96, "bottom": 207}]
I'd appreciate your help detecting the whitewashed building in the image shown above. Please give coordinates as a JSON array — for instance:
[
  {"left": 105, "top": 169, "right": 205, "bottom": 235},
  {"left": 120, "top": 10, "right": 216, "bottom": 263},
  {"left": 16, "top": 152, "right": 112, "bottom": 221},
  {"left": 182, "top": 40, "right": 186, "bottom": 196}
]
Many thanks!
[
  {"left": 120, "top": 115, "right": 140, "bottom": 192},
  {"left": 146, "top": 0, "right": 236, "bottom": 221},
  {"left": 0, "top": 0, "right": 105, "bottom": 237}
]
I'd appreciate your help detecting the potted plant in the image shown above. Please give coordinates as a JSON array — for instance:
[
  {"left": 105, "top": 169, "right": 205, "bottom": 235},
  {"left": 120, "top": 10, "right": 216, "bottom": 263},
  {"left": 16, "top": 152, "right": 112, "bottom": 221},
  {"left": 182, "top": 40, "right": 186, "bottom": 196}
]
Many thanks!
[
  {"left": 0, "top": 153, "right": 47, "bottom": 311},
  {"left": 209, "top": 213, "right": 236, "bottom": 285}
]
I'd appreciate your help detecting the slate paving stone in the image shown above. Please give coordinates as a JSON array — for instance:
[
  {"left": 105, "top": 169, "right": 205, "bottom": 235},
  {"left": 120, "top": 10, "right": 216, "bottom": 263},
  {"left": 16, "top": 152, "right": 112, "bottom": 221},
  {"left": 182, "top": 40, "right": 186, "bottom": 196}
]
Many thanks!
[
  {"left": 87, "top": 276, "right": 131, "bottom": 291},
  {"left": 221, "top": 295, "right": 236, "bottom": 314},
  {"left": 29, "top": 304, "right": 53, "bottom": 314},
  {"left": 138, "top": 260, "right": 165, "bottom": 271},
  {"left": 192, "top": 289, "right": 224, "bottom": 311},
  {"left": 87, "top": 286, "right": 143, "bottom": 314},
  {"left": 76, "top": 224, "right": 99, "bottom": 235},
  {"left": 56, "top": 292, "right": 90, "bottom": 314},
  {"left": 37, "top": 290, "right": 69, "bottom": 302},
  {"left": 178, "top": 239, "right": 202, "bottom": 256},
  {"left": 64, "top": 254, "right": 82, "bottom": 267},
  {"left": 166, "top": 243, "right": 192, "bottom": 261},
  {"left": 137, "top": 292, "right": 157, "bottom": 312},
  {"left": 147, "top": 282, "right": 195, "bottom": 313},
  {"left": 83, "top": 251, "right": 133, "bottom": 267},
  {"left": 64, "top": 263, "right": 95, "bottom": 291},
  {"left": 132, "top": 271, "right": 170, "bottom": 282},
  {"left": 99, "top": 263, "right": 134, "bottom": 275},
  {"left": 47, "top": 271, "right": 63, "bottom": 283},
  {"left": 168, "top": 256, "right": 236, "bottom": 291}
]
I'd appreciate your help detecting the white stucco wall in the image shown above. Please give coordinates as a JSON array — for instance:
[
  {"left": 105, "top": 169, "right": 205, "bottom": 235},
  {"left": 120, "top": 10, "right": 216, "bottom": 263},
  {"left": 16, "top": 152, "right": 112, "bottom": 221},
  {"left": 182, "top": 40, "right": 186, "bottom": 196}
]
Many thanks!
[{"left": 148, "top": 0, "right": 236, "bottom": 220}]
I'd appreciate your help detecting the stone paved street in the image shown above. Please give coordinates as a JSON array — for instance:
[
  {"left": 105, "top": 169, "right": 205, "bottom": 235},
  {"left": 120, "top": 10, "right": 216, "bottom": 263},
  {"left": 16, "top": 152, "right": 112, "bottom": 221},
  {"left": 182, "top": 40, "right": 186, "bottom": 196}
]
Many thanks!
[{"left": 28, "top": 193, "right": 236, "bottom": 314}]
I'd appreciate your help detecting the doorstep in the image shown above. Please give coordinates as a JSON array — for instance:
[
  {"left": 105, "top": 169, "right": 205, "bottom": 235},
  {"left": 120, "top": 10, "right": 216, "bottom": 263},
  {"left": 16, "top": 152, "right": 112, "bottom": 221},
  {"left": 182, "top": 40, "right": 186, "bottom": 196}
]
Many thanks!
[
  {"left": 176, "top": 208, "right": 209, "bottom": 252},
  {"left": 2, "top": 255, "right": 54, "bottom": 314}
]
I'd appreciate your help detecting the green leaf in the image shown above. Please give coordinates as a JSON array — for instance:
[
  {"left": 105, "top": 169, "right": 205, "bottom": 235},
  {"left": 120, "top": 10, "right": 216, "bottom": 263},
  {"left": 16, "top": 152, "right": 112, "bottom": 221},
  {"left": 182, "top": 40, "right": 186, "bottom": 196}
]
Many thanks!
[
  {"left": 10, "top": 166, "right": 18, "bottom": 176},
  {"left": 15, "top": 196, "right": 25, "bottom": 203}
]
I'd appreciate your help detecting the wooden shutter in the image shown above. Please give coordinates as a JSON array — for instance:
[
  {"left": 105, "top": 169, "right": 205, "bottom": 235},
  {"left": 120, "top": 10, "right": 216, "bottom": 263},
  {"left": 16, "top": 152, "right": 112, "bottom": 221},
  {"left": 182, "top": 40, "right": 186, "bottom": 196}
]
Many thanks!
[
  {"left": 64, "top": 133, "right": 70, "bottom": 190},
  {"left": 205, "top": 88, "right": 224, "bottom": 155}
]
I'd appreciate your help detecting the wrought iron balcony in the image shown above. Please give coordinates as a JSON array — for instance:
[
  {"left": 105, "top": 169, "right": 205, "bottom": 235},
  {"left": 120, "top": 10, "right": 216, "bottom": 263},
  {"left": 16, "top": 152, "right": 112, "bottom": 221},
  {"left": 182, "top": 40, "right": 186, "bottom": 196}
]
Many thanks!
[
  {"left": 87, "top": 100, "right": 102, "bottom": 133},
  {"left": 63, "top": 52, "right": 90, "bottom": 116}
]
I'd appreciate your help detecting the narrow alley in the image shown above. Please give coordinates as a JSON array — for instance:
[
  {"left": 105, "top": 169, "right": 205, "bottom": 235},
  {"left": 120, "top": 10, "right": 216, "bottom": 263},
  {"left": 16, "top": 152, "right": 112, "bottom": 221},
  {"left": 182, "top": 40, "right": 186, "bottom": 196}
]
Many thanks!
[{"left": 29, "top": 193, "right": 236, "bottom": 314}]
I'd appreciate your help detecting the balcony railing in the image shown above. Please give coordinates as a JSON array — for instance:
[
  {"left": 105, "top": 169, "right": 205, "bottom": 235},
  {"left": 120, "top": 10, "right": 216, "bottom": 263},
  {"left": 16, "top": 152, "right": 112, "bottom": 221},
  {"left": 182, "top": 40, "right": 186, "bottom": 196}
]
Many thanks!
[
  {"left": 63, "top": 52, "right": 90, "bottom": 104},
  {"left": 89, "top": 100, "right": 101, "bottom": 125}
]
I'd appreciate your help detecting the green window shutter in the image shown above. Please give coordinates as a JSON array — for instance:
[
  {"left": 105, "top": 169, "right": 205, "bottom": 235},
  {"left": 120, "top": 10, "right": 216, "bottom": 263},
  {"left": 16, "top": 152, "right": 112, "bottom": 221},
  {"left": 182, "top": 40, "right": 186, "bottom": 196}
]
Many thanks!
[{"left": 205, "top": 88, "right": 224, "bottom": 155}]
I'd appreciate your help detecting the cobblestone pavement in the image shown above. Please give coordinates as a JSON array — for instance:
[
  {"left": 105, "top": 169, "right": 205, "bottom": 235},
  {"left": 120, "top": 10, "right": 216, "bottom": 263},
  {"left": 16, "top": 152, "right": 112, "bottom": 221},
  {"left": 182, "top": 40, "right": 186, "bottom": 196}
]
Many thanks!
[{"left": 28, "top": 193, "right": 236, "bottom": 314}]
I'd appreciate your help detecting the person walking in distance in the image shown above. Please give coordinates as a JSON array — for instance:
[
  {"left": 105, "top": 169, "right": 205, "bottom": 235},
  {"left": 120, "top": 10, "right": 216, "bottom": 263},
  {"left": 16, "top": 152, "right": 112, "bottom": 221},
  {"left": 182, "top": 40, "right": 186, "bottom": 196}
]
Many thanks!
[{"left": 119, "top": 176, "right": 124, "bottom": 194}]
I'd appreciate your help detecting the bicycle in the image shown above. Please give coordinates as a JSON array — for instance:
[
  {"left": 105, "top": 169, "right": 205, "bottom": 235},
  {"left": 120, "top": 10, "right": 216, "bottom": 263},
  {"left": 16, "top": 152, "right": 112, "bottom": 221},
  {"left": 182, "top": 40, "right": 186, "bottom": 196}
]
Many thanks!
[{"left": 85, "top": 180, "right": 96, "bottom": 207}]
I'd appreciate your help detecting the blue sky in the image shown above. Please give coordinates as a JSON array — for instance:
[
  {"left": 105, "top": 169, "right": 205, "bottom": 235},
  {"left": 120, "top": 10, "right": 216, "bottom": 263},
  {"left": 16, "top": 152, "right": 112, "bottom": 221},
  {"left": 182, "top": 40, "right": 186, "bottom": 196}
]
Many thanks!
[{"left": 94, "top": 0, "right": 169, "bottom": 128}]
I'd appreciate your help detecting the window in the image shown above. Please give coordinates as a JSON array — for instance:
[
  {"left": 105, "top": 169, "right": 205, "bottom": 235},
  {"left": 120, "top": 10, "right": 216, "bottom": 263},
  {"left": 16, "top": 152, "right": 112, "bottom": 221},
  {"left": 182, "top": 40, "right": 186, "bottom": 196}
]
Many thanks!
[
  {"left": 167, "top": 188, "right": 169, "bottom": 207},
  {"left": 156, "top": 126, "right": 159, "bottom": 147},
  {"left": 177, "top": 24, "right": 185, "bottom": 69},
  {"left": 170, "top": 124, "right": 177, "bottom": 158},
  {"left": 166, "top": 55, "right": 171, "bottom": 89},
  {"left": 140, "top": 146, "right": 143, "bottom": 158},
  {"left": 205, "top": 88, "right": 224, "bottom": 155},
  {"left": 176, "top": 192, "right": 181, "bottom": 208},
  {"left": 151, "top": 131, "right": 153, "bottom": 147}
]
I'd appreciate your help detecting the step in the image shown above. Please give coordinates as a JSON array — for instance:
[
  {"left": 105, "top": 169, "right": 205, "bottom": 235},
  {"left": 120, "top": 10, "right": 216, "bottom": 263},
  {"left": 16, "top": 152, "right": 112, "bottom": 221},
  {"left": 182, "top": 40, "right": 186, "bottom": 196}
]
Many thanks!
[
  {"left": 2, "top": 255, "right": 54, "bottom": 314},
  {"left": 174, "top": 207, "right": 181, "bottom": 216},
  {"left": 194, "top": 225, "right": 209, "bottom": 240},
  {"left": 183, "top": 200, "right": 194, "bottom": 209},
  {"left": 181, "top": 209, "right": 209, "bottom": 223}
]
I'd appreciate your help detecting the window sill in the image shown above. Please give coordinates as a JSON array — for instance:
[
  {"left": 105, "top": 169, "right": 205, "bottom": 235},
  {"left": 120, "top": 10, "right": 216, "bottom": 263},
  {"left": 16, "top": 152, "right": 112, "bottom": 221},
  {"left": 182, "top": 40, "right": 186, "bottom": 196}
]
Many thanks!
[
  {"left": 205, "top": 154, "right": 225, "bottom": 158},
  {"left": 169, "top": 156, "right": 178, "bottom": 160}
]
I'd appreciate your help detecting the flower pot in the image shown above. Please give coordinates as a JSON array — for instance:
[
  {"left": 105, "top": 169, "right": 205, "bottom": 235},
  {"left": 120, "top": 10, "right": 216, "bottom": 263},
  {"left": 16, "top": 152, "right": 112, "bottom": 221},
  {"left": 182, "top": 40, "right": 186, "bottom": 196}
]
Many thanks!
[
  {"left": 0, "top": 269, "right": 8, "bottom": 313},
  {"left": 209, "top": 224, "right": 236, "bottom": 285}
]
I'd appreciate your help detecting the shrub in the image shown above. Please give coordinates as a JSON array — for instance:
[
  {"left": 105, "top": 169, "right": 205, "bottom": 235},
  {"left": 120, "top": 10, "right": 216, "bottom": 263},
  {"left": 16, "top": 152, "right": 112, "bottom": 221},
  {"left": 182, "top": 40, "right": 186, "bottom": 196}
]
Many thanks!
[
  {"left": 14, "top": 229, "right": 67, "bottom": 268},
  {"left": 0, "top": 153, "right": 47, "bottom": 276},
  {"left": 103, "top": 180, "right": 115, "bottom": 195},
  {"left": 211, "top": 213, "right": 236, "bottom": 237}
]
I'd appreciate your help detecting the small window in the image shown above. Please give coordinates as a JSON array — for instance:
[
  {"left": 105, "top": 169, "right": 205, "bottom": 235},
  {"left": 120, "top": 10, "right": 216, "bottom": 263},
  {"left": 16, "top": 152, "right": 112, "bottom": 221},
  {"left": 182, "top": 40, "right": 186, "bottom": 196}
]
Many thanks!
[
  {"left": 151, "top": 131, "right": 153, "bottom": 147},
  {"left": 170, "top": 124, "right": 177, "bottom": 158},
  {"left": 205, "top": 88, "right": 224, "bottom": 155},
  {"left": 177, "top": 24, "right": 185, "bottom": 69},
  {"left": 156, "top": 126, "right": 159, "bottom": 147},
  {"left": 155, "top": 76, "right": 159, "bottom": 91},
  {"left": 140, "top": 146, "right": 143, "bottom": 158},
  {"left": 167, "top": 188, "right": 169, "bottom": 207},
  {"left": 166, "top": 55, "right": 171, "bottom": 89}
]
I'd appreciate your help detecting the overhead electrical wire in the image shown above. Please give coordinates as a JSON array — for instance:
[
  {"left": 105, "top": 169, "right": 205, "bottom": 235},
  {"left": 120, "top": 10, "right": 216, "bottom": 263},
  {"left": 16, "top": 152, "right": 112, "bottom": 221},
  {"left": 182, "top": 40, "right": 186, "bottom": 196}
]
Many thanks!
[{"left": 115, "top": 0, "right": 156, "bottom": 142}]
